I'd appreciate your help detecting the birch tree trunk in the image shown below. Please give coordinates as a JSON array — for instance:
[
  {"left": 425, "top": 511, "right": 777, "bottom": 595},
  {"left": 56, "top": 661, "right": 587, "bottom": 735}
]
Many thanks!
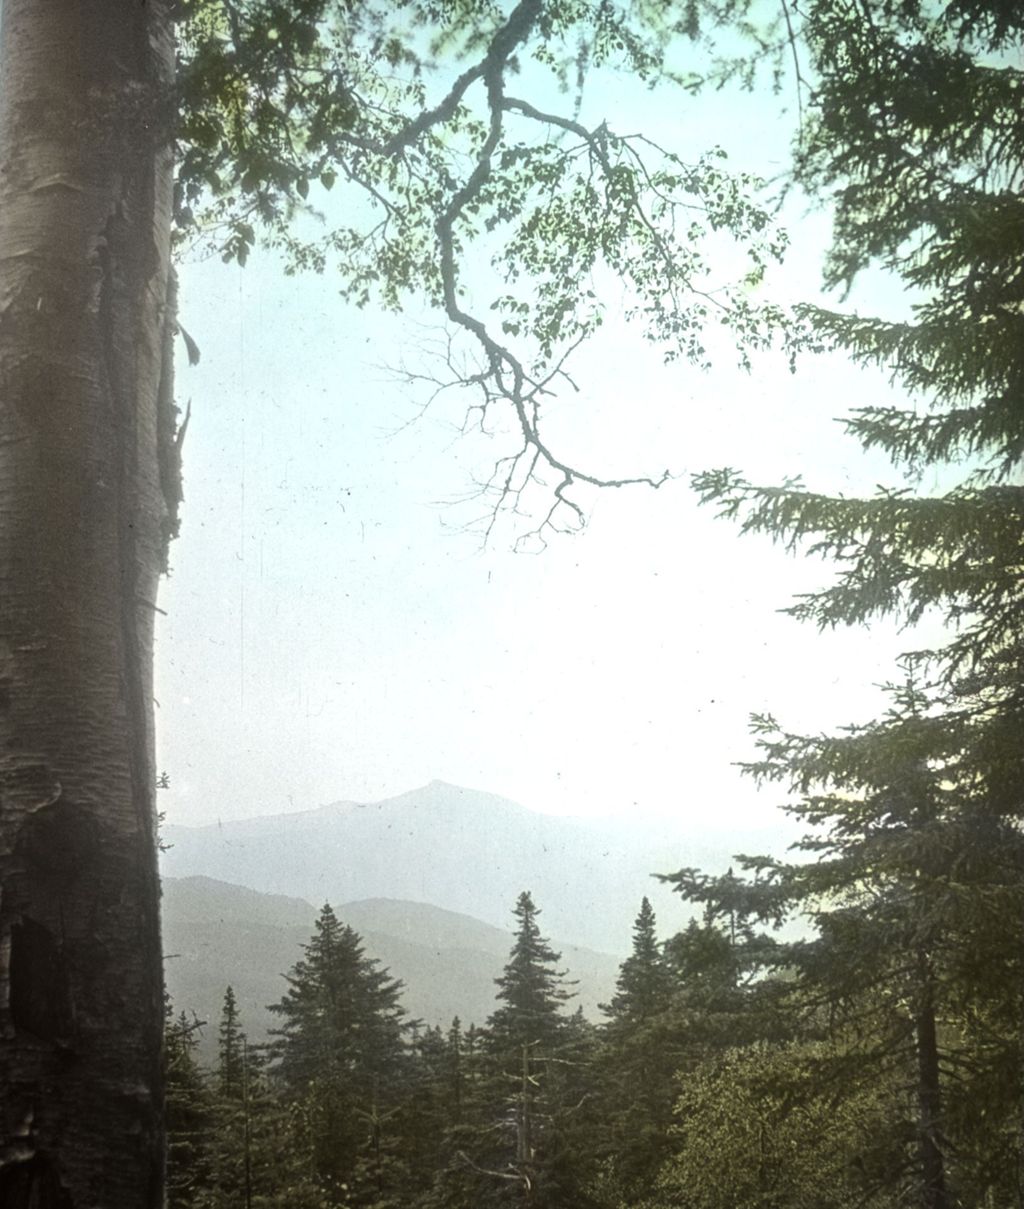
[{"left": 0, "top": 2, "right": 175, "bottom": 1205}]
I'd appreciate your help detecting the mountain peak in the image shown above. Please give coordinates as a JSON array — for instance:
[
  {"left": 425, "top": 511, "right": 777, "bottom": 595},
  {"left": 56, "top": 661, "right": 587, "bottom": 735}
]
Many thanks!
[
  {"left": 348, "top": 780, "right": 533, "bottom": 821},
  {"left": 160, "top": 781, "right": 742, "bottom": 952}
]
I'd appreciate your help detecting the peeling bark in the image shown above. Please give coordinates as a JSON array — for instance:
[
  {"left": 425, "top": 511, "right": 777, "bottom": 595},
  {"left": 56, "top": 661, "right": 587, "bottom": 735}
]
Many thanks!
[{"left": 0, "top": 2, "right": 175, "bottom": 1205}]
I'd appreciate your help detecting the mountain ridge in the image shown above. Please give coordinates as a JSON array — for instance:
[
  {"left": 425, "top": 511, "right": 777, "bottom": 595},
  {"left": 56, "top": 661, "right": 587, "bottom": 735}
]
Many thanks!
[
  {"left": 160, "top": 780, "right": 753, "bottom": 952},
  {"left": 162, "top": 874, "right": 620, "bottom": 1062}
]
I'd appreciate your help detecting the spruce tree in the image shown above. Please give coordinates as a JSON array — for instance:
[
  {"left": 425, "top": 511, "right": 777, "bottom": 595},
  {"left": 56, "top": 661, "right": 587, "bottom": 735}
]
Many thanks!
[
  {"left": 665, "top": 676, "right": 1024, "bottom": 1208},
  {"left": 489, "top": 891, "right": 574, "bottom": 1054},
  {"left": 446, "top": 1017, "right": 466, "bottom": 1126},
  {"left": 267, "top": 903, "right": 410, "bottom": 1205},
  {"left": 681, "top": 11, "right": 1024, "bottom": 1200},
  {"left": 205, "top": 987, "right": 284, "bottom": 1209},
  {"left": 217, "top": 985, "right": 245, "bottom": 1102},
  {"left": 426, "top": 893, "right": 592, "bottom": 1208},
  {"left": 419, "top": 1019, "right": 497, "bottom": 1209},
  {"left": 657, "top": 870, "right": 791, "bottom": 1060},
  {"left": 592, "top": 898, "right": 677, "bottom": 1201},
  {"left": 601, "top": 897, "right": 673, "bottom": 1026},
  {"left": 164, "top": 1003, "right": 213, "bottom": 1209},
  {"left": 693, "top": 2, "right": 1024, "bottom": 723},
  {"left": 269, "top": 903, "right": 407, "bottom": 1090},
  {"left": 482, "top": 892, "right": 591, "bottom": 1208}
]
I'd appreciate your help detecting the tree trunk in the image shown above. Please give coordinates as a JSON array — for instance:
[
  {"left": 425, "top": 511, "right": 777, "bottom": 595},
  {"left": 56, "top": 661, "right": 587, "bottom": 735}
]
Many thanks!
[
  {"left": 915, "top": 952, "right": 948, "bottom": 1209},
  {"left": 0, "top": 2, "right": 175, "bottom": 1206}
]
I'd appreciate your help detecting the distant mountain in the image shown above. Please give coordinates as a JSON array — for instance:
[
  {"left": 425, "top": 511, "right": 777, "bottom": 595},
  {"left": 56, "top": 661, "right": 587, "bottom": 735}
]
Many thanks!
[
  {"left": 160, "top": 780, "right": 753, "bottom": 952},
  {"left": 162, "top": 875, "right": 620, "bottom": 1062}
]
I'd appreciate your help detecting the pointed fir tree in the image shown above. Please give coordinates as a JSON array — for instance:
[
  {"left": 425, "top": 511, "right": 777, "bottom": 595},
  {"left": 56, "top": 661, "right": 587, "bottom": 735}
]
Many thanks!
[
  {"left": 217, "top": 985, "right": 245, "bottom": 1101},
  {"left": 475, "top": 892, "right": 592, "bottom": 1208},
  {"left": 446, "top": 1016, "right": 465, "bottom": 1126},
  {"left": 693, "top": 2, "right": 1024, "bottom": 680},
  {"left": 682, "top": 13, "right": 1024, "bottom": 1196},
  {"left": 692, "top": 3, "right": 1024, "bottom": 840},
  {"left": 656, "top": 866, "right": 791, "bottom": 1062},
  {"left": 664, "top": 675, "right": 1024, "bottom": 1209},
  {"left": 424, "top": 893, "right": 590, "bottom": 1209},
  {"left": 267, "top": 903, "right": 410, "bottom": 1205},
  {"left": 601, "top": 897, "right": 673, "bottom": 1027},
  {"left": 386, "top": 1023, "right": 453, "bottom": 1205},
  {"left": 205, "top": 986, "right": 286, "bottom": 1209},
  {"left": 751, "top": 680, "right": 1024, "bottom": 1209},
  {"left": 488, "top": 891, "right": 574, "bottom": 1054},
  {"left": 418, "top": 1018, "right": 500, "bottom": 1209},
  {"left": 164, "top": 1002, "right": 213, "bottom": 1209},
  {"left": 589, "top": 898, "right": 681, "bottom": 1201},
  {"left": 269, "top": 902, "right": 408, "bottom": 1092}
]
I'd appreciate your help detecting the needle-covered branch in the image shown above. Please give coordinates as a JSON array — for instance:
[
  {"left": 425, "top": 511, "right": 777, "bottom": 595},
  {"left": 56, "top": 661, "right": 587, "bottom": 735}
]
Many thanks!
[
  {"left": 686, "top": 2, "right": 1024, "bottom": 708},
  {"left": 692, "top": 468, "right": 1024, "bottom": 679}
]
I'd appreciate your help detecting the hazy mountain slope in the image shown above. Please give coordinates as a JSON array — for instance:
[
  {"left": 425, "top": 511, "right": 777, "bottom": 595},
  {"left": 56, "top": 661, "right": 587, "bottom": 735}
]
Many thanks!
[
  {"left": 162, "top": 876, "right": 619, "bottom": 1063},
  {"left": 160, "top": 780, "right": 749, "bottom": 951},
  {"left": 163, "top": 874, "right": 315, "bottom": 928}
]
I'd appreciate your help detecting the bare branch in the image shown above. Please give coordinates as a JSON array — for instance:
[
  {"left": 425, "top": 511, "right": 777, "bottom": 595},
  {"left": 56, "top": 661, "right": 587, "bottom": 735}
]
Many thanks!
[
  {"left": 453, "top": 1150, "right": 532, "bottom": 1191},
  {"left": 426, "top": 6, "right": 671, "bottom": 540}
]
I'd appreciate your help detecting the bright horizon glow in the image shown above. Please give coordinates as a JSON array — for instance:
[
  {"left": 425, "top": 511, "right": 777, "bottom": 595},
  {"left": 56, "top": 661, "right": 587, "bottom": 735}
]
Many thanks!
[{"left": 154, "top": 47, "right": 942, "bottom": 846}]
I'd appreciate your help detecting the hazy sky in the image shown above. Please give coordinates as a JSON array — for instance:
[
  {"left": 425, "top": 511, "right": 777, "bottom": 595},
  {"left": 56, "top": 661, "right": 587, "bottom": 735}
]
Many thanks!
[{"left": 155, "top": 35, "right": 936, "bottom": 840}]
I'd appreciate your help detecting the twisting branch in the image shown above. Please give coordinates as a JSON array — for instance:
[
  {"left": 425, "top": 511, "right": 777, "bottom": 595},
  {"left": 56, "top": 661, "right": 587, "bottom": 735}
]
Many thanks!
[
  {"left": 778, "top": 0, "right": 807, "bottom": 139},
  {"left": 383, "top": 62, "right": 486, "bottom": 155},
  {"left": 179, "top": 0, "right": 789, "bottom": 543},
  {"left": 430, "top": 0, "right": 671, "bottom": 542}
]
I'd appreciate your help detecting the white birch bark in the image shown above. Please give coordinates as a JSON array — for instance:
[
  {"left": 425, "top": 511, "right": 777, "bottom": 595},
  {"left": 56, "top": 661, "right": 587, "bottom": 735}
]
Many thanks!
[{"left": 0, "top": 2, "right": 175, "bottom": 1204}]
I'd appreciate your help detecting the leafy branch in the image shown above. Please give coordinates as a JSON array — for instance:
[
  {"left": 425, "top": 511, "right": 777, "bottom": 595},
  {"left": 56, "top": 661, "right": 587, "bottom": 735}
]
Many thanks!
[{"left": 176, "top": 0, "right": 792, "bottom": 541}]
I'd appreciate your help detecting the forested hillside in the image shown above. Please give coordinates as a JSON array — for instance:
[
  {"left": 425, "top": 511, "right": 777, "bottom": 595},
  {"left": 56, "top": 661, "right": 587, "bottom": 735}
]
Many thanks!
[
  {"left": 162, "top": 875, "right": 620, "bottom": 1060},
  {"left": 167, "top": 858, "right": 1024, "bottom": 1208}
]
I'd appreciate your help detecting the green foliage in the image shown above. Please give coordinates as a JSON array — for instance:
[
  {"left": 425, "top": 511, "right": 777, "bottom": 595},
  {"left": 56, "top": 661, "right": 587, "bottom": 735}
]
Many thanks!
[
  {"left": 174, "top": 0, "right": 793, "bottom": 539},
  {"left": 421, "top": 892, "right": 598, "bottom": 1208},
  {"left": 684, "top": 13, "right": 1024, "bottom": 1197},
  {"left": 691, "top": 469, "right": 1024, "bottom": 676},
  {"left": 165, "top": 1001, "right": 214, "bottom": 1209},
  {"left": 268, "top": 903, "right": 408, "bottom": 1091},
  {"left": 660, "top": 674, "right": 1024, "bottom": 1207},
  {"left": 267, "top": 903, "right": 412, "bottom": 1205},
  {"left": 692, "top": 1, "right": 1024, "bottom": 693},
  {"left": 161, "top": 832, "right": 1024, "bottom": 1209},
  {"left": 655, "top": 873, "right": 792, "bottom": 1063},
  {"left": 158, "top": 12, "right": 1024, "bottom": 1203},
  {"left": 601, "top": 897, "right": 673, "bottom": 1028},
  {"left": 589, "top": 900, "right": 677, "bottom": 1203},
  {"left": 217, "top": 985, "right": 245, "bottom": 1100},
  {"left": 488, "top": 890, "right": 575, "bottom": 1052},
  {"left": 649, "top": 1040, "right": 900, "bottom": 1209}
]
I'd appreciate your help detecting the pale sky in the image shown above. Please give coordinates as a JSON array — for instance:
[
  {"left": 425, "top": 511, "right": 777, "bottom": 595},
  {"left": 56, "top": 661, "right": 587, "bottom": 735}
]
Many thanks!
[{"left": 154, "top": 36, "right": 938, "bottom": 841}]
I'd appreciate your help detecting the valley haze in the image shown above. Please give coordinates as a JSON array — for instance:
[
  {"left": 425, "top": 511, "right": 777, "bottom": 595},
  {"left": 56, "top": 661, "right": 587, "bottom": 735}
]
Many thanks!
[{"left": 160, "top": 779, "right": 783, "bottom": 954}]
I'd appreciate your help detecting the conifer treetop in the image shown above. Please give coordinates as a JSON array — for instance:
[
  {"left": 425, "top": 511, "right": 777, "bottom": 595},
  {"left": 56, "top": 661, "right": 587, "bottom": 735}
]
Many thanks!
[{"left": 489, "top": 891, "right": 574, "bottom": 1051}]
